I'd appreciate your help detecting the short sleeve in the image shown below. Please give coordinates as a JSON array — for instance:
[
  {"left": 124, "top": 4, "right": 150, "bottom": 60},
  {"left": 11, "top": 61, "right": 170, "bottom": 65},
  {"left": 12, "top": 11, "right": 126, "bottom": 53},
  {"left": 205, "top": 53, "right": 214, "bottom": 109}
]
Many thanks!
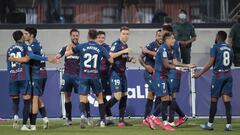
[
  {"left": 210, "top": 46, "right": 216, "bottom": 58},
  {"left": 101, "top": 46, "right": 110, "bottom": 59},
  {"left": 110, "top": 42, "right": 120, "bottom": 53},
  {"left": 145, "top": 43, "right": 152, "bottom": 50},
  {"left": 173, "top": 42, "right": 181, "bottom": 60},
  {"left": 58, "top": 46, "right": 66, "bottom": 57},
  {"left": 161, "top": 48, "right": 168, "bottom": 59}
]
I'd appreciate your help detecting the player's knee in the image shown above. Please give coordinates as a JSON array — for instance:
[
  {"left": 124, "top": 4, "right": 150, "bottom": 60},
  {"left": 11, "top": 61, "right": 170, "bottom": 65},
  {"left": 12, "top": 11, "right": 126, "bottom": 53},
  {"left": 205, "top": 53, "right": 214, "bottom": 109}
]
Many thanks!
[
  {"left": 38, "top": 98, "right": 44, "bottom": 107},
  {"left": 22, "top": 94, "right": 31, "bottom": 100},
  {"left": 114, "top": 92, "right": 122, "bottom": 101},
  {"left": 96, "top": 92, "right": 104, "bottom": 104},
  {"left": 171, "top": 92, "right": 176, "bottom": 98},
  {"left": 211, "top": 97, "right": 218, "bottom": 102},
  {"left": 147, "top": 92, "right": 154, "bottom": 100},
  {"left": 79, "top": 95, "right": 88, "bottom": 103},
  {"left": 12, "top": 96, "right": 19, "bottom": 99},
  {"left": 222, "top": 95, "right": 231, "bottom": 102}
]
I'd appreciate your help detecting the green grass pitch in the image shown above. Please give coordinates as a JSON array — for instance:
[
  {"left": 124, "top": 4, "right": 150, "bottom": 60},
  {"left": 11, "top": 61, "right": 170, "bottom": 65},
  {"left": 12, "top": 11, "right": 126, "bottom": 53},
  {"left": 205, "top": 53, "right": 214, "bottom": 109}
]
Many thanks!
[{"left": 0, "top": 118, "right": 239, "bottom": 135}]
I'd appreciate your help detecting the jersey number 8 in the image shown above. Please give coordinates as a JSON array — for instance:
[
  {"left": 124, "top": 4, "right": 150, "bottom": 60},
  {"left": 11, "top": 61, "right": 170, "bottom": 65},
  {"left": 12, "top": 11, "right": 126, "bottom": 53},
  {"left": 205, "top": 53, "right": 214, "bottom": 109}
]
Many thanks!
[{"left": 223, "top": 51, "right": 230, "bottom": 66}]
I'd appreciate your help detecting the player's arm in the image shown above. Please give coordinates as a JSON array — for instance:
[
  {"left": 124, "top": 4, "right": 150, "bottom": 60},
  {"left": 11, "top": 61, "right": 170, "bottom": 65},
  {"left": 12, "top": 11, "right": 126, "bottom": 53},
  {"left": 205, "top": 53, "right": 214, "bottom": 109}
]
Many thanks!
[
  {"left": 173, "top": 59, "right": 196, "bottom": 68},
  {"left": 9, "top": 50, "right": 48, "bottom": 63},
  {"left": 162, "top": 58, "right": 176, "bottom": 69},
  {"left": 193, "top": 57, "right": 214, "bottom": 78},
  {"left": 127, "top": 55, "right": 136, "bottom": 63},
  {"left": 8, "top": 55, "right": 31, "bottom": 63},
  {"left": 101, "top": 46, "right": 114, "bottom": 64},
  {"left": 55, "top": 47, "right": 66, "bottom": 59},
  {"left": 110, "top": 48, "right": 132, "bottom": 58},
  {"left": 108, "top": 57, "right": 114, "bottom": 64},
  {"left": 138, "top": 53, "right": 154, "bottom": 73},
  {"left": 140, "top": 47, "right": 156, "bottom": 57},
  {"left": 55, "top": 54, "right": 62, "bottom": 59}
]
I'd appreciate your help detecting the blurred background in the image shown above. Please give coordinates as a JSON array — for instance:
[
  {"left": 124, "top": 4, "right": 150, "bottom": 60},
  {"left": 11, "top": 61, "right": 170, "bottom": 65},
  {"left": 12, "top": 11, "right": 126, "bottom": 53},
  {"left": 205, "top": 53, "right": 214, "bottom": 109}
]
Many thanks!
[{"left": 0, "top": 0, "right": 239, "bottom": 24}]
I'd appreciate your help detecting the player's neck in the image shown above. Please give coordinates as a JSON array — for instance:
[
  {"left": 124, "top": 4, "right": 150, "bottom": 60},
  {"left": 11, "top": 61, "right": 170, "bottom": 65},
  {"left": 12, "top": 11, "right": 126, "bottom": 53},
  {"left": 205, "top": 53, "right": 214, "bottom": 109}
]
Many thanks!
[
  {"left": 28, "top": 38, "right": 35, "bottom": 44},
  {"left": 120, "top": 39, "right": 126, "bottom": 44},
  {"left": 88, "top": 39, "right": 95, "bottom": 42}
]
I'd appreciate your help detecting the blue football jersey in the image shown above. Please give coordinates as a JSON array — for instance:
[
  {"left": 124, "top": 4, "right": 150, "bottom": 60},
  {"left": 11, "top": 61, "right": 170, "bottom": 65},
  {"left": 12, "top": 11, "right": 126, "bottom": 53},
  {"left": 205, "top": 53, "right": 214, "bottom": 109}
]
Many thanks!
[
  {"left": 29, "top": 39, "right": 47, "bottom": 79},
  {"left": 154, "top": 44, "right": 172, "bottom": 80},
  {"left": 59, "top": 45, "right": 80, "bottom": 76},
  {"left": 144, "top": 40, "right": 161, "bottom": 67},
  {"left": 73, "top": 41, "right": 110, "bottom": 79},
  {"left": 110, "top": 39, "right": 128, "bottom": 74},
  {"left": 168, "top": 41, "right": 181, "bottom": 79},
  {"left": 6, "top": 41, "right": 31, "bottom": 81},
  {"left": 210, "top": 41, "right": 233, "bottom": 71},
  {"left": 100, "top": 43, "right": 111, "bottom": 72}
]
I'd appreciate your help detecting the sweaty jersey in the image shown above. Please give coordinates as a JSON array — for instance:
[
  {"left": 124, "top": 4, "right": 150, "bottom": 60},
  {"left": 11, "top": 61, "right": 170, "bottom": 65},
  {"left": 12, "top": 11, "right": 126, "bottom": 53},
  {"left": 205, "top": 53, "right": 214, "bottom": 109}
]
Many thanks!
[
  {"left": 110, "top": 39, "right": 128, "bottom": 75},
  {"left": 73, "top": 41, "right": 110, "bottom": 79},
  {"left": 168, "top": 41, "right": 181, "bottom": 79},
  {"left": 59, "top": 45, "right": 80, "bottom": 76},
  {"left": 6, "top": 41, "right": 31, "bottom": 81},
  {"left": 100, "top": 43, "right": 111, "bottom": 72},
  {"left": 29, "top": 39, "right": 47, "bottom": 79},
  {"left": 144, "top": 40, "right": 161, "bottom": 67},
  {"left": 154, "top": 43, "right": 175, "bottom": 80},
  {"left": 210, "top": 41, "right": 233, "bottom": 71}
]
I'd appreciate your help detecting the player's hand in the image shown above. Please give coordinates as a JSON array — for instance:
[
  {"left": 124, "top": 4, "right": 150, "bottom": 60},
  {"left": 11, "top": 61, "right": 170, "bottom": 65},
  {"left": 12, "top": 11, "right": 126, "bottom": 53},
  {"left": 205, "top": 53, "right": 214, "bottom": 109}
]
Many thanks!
[
  {"left": 140, "top": 47, "right": 149, "bottom": 54},
  {"left": 122, "top": 48, "right": 132, "bottom": 54},
  {"left": 192, "top": 70, "right": 201, "bottom": 78},
  {"left": 145, "top": 65, "right": 154, "bottom": 73},
  {"left": 8, "top": 56, "right": 15, "bottom": 62},
  {"left": 131, "top": 57, "right": 137, "bottom": 64},
  {"left": 48, "top": 56, "right": 61, "bottom": 64}
]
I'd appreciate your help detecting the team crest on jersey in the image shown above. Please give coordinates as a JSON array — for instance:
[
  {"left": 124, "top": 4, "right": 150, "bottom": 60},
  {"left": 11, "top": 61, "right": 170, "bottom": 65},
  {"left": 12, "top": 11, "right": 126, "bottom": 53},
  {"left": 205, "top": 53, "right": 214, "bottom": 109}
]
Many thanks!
[
  {"left": 27, "top": 46, "right": 32, "bottom": 51},
  {"left": 163, "top": 51, "right": 167, "bottom": 58},
  {"left": 110, "top": 46, "right": 115, "bottom": 51}
]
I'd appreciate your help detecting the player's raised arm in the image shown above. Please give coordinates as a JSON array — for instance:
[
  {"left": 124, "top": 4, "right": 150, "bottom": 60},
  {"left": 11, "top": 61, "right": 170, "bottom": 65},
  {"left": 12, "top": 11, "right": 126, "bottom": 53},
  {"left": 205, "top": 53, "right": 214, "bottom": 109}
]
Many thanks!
[{"left": 64, "top": 43, "right": 75, "bottom": 56}]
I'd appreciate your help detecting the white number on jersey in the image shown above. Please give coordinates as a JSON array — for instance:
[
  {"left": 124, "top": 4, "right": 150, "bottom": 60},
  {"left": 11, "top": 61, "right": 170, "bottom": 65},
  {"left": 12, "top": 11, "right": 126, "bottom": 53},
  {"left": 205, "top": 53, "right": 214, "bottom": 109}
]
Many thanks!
[
  {"left": 10, "top": 52, "right": 22, "bottom": 68},
  {"left": 84, "top": 53, "right": 98, "bottom": 68},
  {"left": 223, "top": 51, "right": 230, "bottom": 66}
]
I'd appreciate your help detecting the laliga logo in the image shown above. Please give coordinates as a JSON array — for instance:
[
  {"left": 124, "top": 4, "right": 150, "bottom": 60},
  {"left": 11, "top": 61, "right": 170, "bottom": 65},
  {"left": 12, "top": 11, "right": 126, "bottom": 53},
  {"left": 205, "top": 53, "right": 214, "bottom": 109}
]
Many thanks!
[
  {"left": 127, "top": 84, "right": 149, "bottom": 99},
  {"left": 88, "top": 84, "right": 149, "bottom": 107}
]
